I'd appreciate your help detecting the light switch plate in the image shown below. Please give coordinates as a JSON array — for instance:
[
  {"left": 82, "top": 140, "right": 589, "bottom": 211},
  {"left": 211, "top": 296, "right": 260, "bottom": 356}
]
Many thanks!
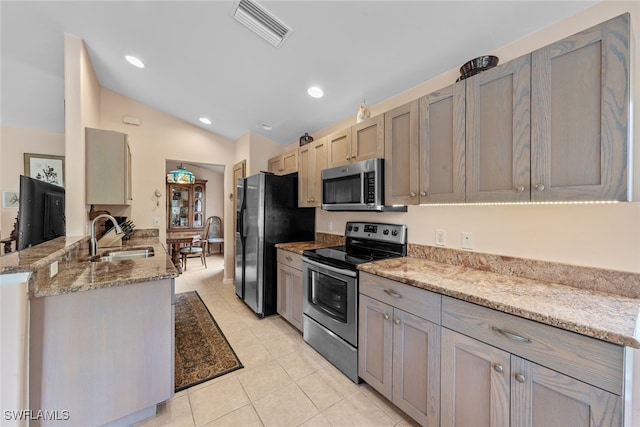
[
  {"left": 153, "top": 217, "right": 160, "bottom": 227},
  {"left": 49, "top": 261, "right": 59, "bottom": 278}
]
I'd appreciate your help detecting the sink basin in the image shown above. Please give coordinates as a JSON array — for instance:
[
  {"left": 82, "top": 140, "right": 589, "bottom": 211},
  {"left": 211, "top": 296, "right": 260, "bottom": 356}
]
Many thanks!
[{"left": 89, "top": 246, "right": 155, "bottom": 262}]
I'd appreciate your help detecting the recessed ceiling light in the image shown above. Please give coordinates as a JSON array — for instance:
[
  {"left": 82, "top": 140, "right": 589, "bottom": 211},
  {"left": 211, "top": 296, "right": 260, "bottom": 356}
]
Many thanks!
[
  {"left": 261, "top": 123, "right": 272, "bottom": 131},
  {"left": 125, "top": 55, "right": 145, "bottom": 68},
  {"left": 199, "top": 117, "right": 212, "bottom": 125},
  {"left": 307, "top": 86, "right": 323, "bottom": 98}
]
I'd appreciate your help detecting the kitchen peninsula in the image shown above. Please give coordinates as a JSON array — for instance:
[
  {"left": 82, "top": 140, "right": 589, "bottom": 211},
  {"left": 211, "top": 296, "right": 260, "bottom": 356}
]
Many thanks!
[{"left": 0, "top": 230, "right": 177, "bottom": 427}]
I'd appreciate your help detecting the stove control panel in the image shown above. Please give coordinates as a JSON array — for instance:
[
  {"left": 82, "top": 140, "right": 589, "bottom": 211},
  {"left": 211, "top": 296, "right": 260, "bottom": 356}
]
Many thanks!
[{"left": 345, "top": 222, "right": 407, "bottom": 244}]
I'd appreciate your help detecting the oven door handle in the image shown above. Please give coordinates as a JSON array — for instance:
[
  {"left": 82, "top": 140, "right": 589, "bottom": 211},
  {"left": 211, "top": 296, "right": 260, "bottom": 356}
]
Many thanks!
[{"left": 302, "top": 257, "right": 358, "bottom": 278}]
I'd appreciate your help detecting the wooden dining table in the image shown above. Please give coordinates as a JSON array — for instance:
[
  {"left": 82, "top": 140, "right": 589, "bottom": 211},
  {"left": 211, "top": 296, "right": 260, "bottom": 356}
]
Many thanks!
[{"left": 166, "top": 232, "right": 201, "bottom": 270}]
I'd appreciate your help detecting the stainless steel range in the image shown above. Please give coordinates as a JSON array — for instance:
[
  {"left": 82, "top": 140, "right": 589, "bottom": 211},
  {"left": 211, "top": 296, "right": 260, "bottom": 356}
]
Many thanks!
[{"left": 302, "top": 222, "right": 408, "bottom": 383}]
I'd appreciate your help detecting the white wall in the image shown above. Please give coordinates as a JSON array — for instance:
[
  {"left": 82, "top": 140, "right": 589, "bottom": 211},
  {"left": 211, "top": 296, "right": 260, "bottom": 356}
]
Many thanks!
[{"left": 312, "top": 0, "right": 640, "bottom": 274}]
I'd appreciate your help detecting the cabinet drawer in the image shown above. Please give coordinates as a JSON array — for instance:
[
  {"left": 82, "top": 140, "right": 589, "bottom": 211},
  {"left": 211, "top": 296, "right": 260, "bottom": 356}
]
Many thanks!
[
  {"left": 442, "top": 296, "right": 624, "bottom": 395},
  {"left": 277, "top": 250, "right": 302, "bottom": 270},
  {"left": 360, "top": 272, "right": 441, "bottom": 325}
]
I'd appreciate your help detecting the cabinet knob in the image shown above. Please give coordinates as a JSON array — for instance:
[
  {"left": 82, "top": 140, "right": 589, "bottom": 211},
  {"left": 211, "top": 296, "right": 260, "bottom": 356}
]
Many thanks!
[
  {"left": 285, "top": 256, "right": 292, "bottom": 262},
  {"left": 394, "top": 318, "right": 401, "bottom": 325},
  {"left": 420, "top": 191, "right": 427, "bottom": 197},
  {"left": 515, "top": 185, "right": 525, "bottom": 192},
  {"left": 534, "top": 183, "right": 546, "bottom": 191},
  {"left": 515, "top": 373, "right": 526, "bottom": 383},
  {"left": 410, "top": 192, "right": 417, "bottom": 198},
  {"left": 493, "top": 363, "right": 504, "bottom": 373},
  {"left": 351, "top": 155, "right": 357, "bottom": 160},
  {"left": 346, "top": 156, "right": 351, "bottom": 161},
  {"left": 384, "top": 313, "right": 390, "bottom": 320}
]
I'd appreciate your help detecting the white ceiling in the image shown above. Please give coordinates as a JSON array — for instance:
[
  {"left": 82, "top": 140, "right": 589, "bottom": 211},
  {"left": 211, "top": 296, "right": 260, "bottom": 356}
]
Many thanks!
[{"left": 1, "top": 1, "right": 598, "bottom": 146}]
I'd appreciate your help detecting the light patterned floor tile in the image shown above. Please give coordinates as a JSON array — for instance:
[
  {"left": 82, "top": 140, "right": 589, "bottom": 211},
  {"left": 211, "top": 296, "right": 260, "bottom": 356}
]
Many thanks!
[
  {"left": 299, "top": 413, "right": 333, "bottom": 427},
  {"left": 359, "top": 384, "right": 408, "bottom": 423},
  {"left": 188, "top": 376, "right": 249, "bottom": 426},
  {"left": 276, "top": 346, "right": 329, "bottom": 380},
  {"left": 253, "top": 383, "right": 319, "bottom": 427},
  {"left": 202, "top": 403, "right": 263, "bottom": 427},
  {"left": 297, "top": 366, "right": 359, "bottom": 411},
  {"left": 321, "top": 391, "right": 396, "bottom": 427},
  {"left": 232, "top": 342, "right": 275, "bottom": 369},
  {"left": 236, "top": 360, "right": 293, "bottom": 401}
]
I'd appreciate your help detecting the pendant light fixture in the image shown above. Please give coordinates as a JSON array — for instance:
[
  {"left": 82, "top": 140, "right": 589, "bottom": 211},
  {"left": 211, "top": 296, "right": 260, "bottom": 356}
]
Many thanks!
[{"left": 167, "top": 163, "right": 195, "bottom": 184}]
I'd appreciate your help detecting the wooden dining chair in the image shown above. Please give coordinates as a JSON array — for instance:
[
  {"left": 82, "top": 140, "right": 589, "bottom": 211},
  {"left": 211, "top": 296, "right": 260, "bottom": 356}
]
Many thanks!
[
  {"left": 205, "top": 216, "right": 224, "bottom": 255},
  {"left": 179, "top": 219, "right": 210, "bottom": 270}
]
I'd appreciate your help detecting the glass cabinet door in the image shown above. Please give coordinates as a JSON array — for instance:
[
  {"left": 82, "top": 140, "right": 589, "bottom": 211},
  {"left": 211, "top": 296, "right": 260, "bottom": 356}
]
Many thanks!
[
  {"left": 170, "top": 185, "right": 190, "bottom": 227},
  {"left": 193, "top": 184, "right": 205, "bottom": 228}
]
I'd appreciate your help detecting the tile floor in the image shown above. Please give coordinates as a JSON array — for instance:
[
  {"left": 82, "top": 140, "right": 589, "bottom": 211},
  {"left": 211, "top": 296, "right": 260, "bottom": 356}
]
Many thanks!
[{"left": 135, "top": 254, "right": 420, "bottom": 427}]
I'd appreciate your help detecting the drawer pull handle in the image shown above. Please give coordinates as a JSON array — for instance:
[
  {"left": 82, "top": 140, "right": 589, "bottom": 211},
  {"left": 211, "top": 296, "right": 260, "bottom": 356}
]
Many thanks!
[
  {"left": 285, "top": 256, "right": 293, "bottom": 262},
  {"left": 515, "top": 373, "right": 526, "bottom": 383},
  {"left": 493, "top": 363, "right": 504, "bottom": 374},
  {"left": 491, "top": 326, "right": 531, "bottom": 343},
  {"left": 383, "top": 289, "right": 402, "bottom": 298}
]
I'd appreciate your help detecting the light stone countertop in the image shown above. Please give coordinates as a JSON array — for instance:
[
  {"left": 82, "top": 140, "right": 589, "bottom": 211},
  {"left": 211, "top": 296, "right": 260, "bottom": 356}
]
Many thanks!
[
  {"left": 358, "top": 257, "right": 640, "bottom": 349},
  {"left": 275, "top": 241, "right": 334, "bottom": 255},
  {"left": 0, "top": 232, "right": 178, "bottom": 298}
]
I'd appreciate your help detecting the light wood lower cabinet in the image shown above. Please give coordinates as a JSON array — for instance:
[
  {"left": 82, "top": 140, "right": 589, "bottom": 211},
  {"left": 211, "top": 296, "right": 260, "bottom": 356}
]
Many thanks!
[
  {"left": 359, "top": 273, "right": 441, "bottom": 426},
  {"left": 29, "top": 279, "right": 174, "bottom": 427},
  {"left": 441, "top": 328, "right": 622, "bottom": 427},
  {"left": 276, "top": 250, "right": 303, "bottom": 331}
]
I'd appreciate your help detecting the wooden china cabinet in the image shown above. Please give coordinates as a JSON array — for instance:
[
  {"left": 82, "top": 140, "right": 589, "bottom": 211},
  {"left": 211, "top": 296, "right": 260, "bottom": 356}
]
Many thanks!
[{"left": 166, "top": 179, "right": 207, "bottom": 232}]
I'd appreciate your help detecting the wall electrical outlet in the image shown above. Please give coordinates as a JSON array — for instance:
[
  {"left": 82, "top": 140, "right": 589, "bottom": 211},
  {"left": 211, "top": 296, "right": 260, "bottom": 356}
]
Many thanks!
[
  {"left": 153, "top": 217, "right": 160, "bottom": 227},
  {"left": 328, "top": 221, "right": 333, "bottom": 232},
  {"left": 435, "top": 229, "right": 446, "bottom": 246},
  {"left": 49, "top": 261, "right": 59, "bottom": 278},
  {"left": 461, "top": 232, "right": 474, "bottom": 250}
]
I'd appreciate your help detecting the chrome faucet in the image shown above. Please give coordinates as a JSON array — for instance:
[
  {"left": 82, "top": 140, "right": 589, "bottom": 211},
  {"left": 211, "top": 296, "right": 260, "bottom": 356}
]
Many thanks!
[{"left": 90, "top": 214, "right": 123, "bottom": 256}]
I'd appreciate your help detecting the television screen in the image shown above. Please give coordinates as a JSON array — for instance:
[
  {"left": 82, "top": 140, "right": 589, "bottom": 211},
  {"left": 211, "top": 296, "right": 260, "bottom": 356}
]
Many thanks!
[{"left": 17, "top": 175, "right": 66, "bottom": 251}]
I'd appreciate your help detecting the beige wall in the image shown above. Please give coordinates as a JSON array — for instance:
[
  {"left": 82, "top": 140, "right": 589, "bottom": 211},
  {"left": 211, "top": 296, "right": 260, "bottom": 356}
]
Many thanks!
[
  {"left": 312, "top": 1, "right": 640, "bottom": 273},
  {"left": 63, "top": 33, "right": 101, "bottom": 237},
  {"left": 0, "top": 127, "right": 65, "bottom": 239}
]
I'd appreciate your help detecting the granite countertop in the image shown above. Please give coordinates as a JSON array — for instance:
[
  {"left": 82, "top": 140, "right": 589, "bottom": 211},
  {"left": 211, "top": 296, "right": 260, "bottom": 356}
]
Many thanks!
[
  {"left": 275, "top": 241, "right": 333, "bottom": 255},
  {"left": 359, "top": 257, "right": 640, "bottom": 349},
  {"left": 1, "top": 233, "right": 178, "bottom": 298}
]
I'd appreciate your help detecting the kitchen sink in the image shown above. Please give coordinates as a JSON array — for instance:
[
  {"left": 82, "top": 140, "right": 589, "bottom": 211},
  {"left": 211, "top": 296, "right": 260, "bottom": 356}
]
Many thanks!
[{"left": 89, "top": 246, "right": 155, "bottom": 262}]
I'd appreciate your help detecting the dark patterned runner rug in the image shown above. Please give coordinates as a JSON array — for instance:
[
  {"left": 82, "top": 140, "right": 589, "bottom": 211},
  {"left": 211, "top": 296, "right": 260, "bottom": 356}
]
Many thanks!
[{"left": 174, "top": 291, "right": 243, "bottom": 392}]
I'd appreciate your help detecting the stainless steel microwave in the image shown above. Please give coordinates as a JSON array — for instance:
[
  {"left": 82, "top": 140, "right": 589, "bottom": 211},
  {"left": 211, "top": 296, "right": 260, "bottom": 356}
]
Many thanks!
[{"left": 321, "top": 158, "right": 407, "bottom": 212}]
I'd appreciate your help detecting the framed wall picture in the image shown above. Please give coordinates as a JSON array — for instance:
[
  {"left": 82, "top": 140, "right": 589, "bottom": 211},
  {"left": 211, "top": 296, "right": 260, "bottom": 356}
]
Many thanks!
[
  {"left": 2, "top": 191, "right": 19, "bottom": 208},
  {"left": 24, "top": 153, "right": 65, "bottom": 187}
]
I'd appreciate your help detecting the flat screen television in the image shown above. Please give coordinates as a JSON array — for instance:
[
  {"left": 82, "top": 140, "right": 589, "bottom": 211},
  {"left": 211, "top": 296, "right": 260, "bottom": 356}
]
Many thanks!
[{"left": 17, "top": 175, "right": 66, "bottom": 251}]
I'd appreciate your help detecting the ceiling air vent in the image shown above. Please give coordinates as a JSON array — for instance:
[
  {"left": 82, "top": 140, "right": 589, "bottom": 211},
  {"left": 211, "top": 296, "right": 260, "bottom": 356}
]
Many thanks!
[{"left": 233, "top": 0, "right": 292, "bottom": 48}]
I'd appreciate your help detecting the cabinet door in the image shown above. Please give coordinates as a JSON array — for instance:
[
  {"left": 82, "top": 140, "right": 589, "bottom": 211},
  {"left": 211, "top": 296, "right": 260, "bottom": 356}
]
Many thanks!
[
  {"left": 192, "top": 183, "right": 205, "bottom": 229},
  {"left": 510, "top": 356, "right": 622, "bottom": 427},
  {"left": 352, "top": 115, "right": 384, "bottom": 163},
  {"left": 86, "top": 127, "right": 131, "bottom": 205},
  {"left": 327, "top": 129, "right": 352, "bottom": 167},
  {"left": 358, "top": 294, "right": 393, "bottom": 399},
  {"left": 168, "top": 184, "right": 191, "bottom": 229},
  {"left": 384, "top": 100, "right": 420, "bottom": 205},
  {"left": 268, "top": 155, "right": 283, "bottom": 175},
  {"left": 392, "top": 309, "right": 440, "bottom": 427},
  {"left": 289, "top": 266, "right": 303, "bottom": 331},
  {"left": 441, "top": 328, "right": 510, "bottom": 427},
  {"left": 419, "top": 82, "right": 466, "bottom": 203},
  {"left": 281, "top": 149, "right": 298, "bottom": 175},
  {"left": 276, "top": 262, "right": 290, "bottom": 321},
  {"left": 298, "top": 138, "right": 327, "bottom": 207},
  {"left": 466, "top": 55, "right": 531, "bottom": 202},
  {"left": 531, "top": 14, "right": 629, "bottom": 202}
]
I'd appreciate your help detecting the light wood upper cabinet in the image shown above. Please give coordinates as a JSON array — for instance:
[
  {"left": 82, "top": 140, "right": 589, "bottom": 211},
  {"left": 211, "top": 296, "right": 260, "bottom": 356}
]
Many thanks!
[
  {"left": 268, "top": 149, "right": 298, "bottom": 175},
  {"left": 465, "top": 55, "right": 531, "bottom": 203},
  {"left": 531, "top": 13, "right": 629, "bottom": 202},
  {"left": 384, "top": 100, "right": 420, "bottom": 205},
  {"left": 328, "top": 115, "right": 384, "bottom": 168},
  {"left": 419, "top": 82, "right": 466, "bottom": 203},
  {"left": 299, "top": 137, "right": 327, "bottom": 207},
  {"left": 86, "top": 127, "right": 132, "bottom": 205}
]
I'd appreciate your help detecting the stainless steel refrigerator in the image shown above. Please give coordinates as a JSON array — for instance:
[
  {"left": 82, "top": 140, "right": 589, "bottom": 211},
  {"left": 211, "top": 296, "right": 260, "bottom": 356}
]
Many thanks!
[{"left": 235, "top": 172, "right": 315, "bottom": 317}]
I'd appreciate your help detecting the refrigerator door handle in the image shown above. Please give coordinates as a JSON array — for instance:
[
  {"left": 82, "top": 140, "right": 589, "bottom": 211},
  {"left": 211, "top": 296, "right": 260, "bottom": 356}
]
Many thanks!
[
  {"left": 242, "top": 208, "right": 248, "bottom": 238},
  {"left": 236, "top": 210, "right": 243, "bottom": 235}
]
